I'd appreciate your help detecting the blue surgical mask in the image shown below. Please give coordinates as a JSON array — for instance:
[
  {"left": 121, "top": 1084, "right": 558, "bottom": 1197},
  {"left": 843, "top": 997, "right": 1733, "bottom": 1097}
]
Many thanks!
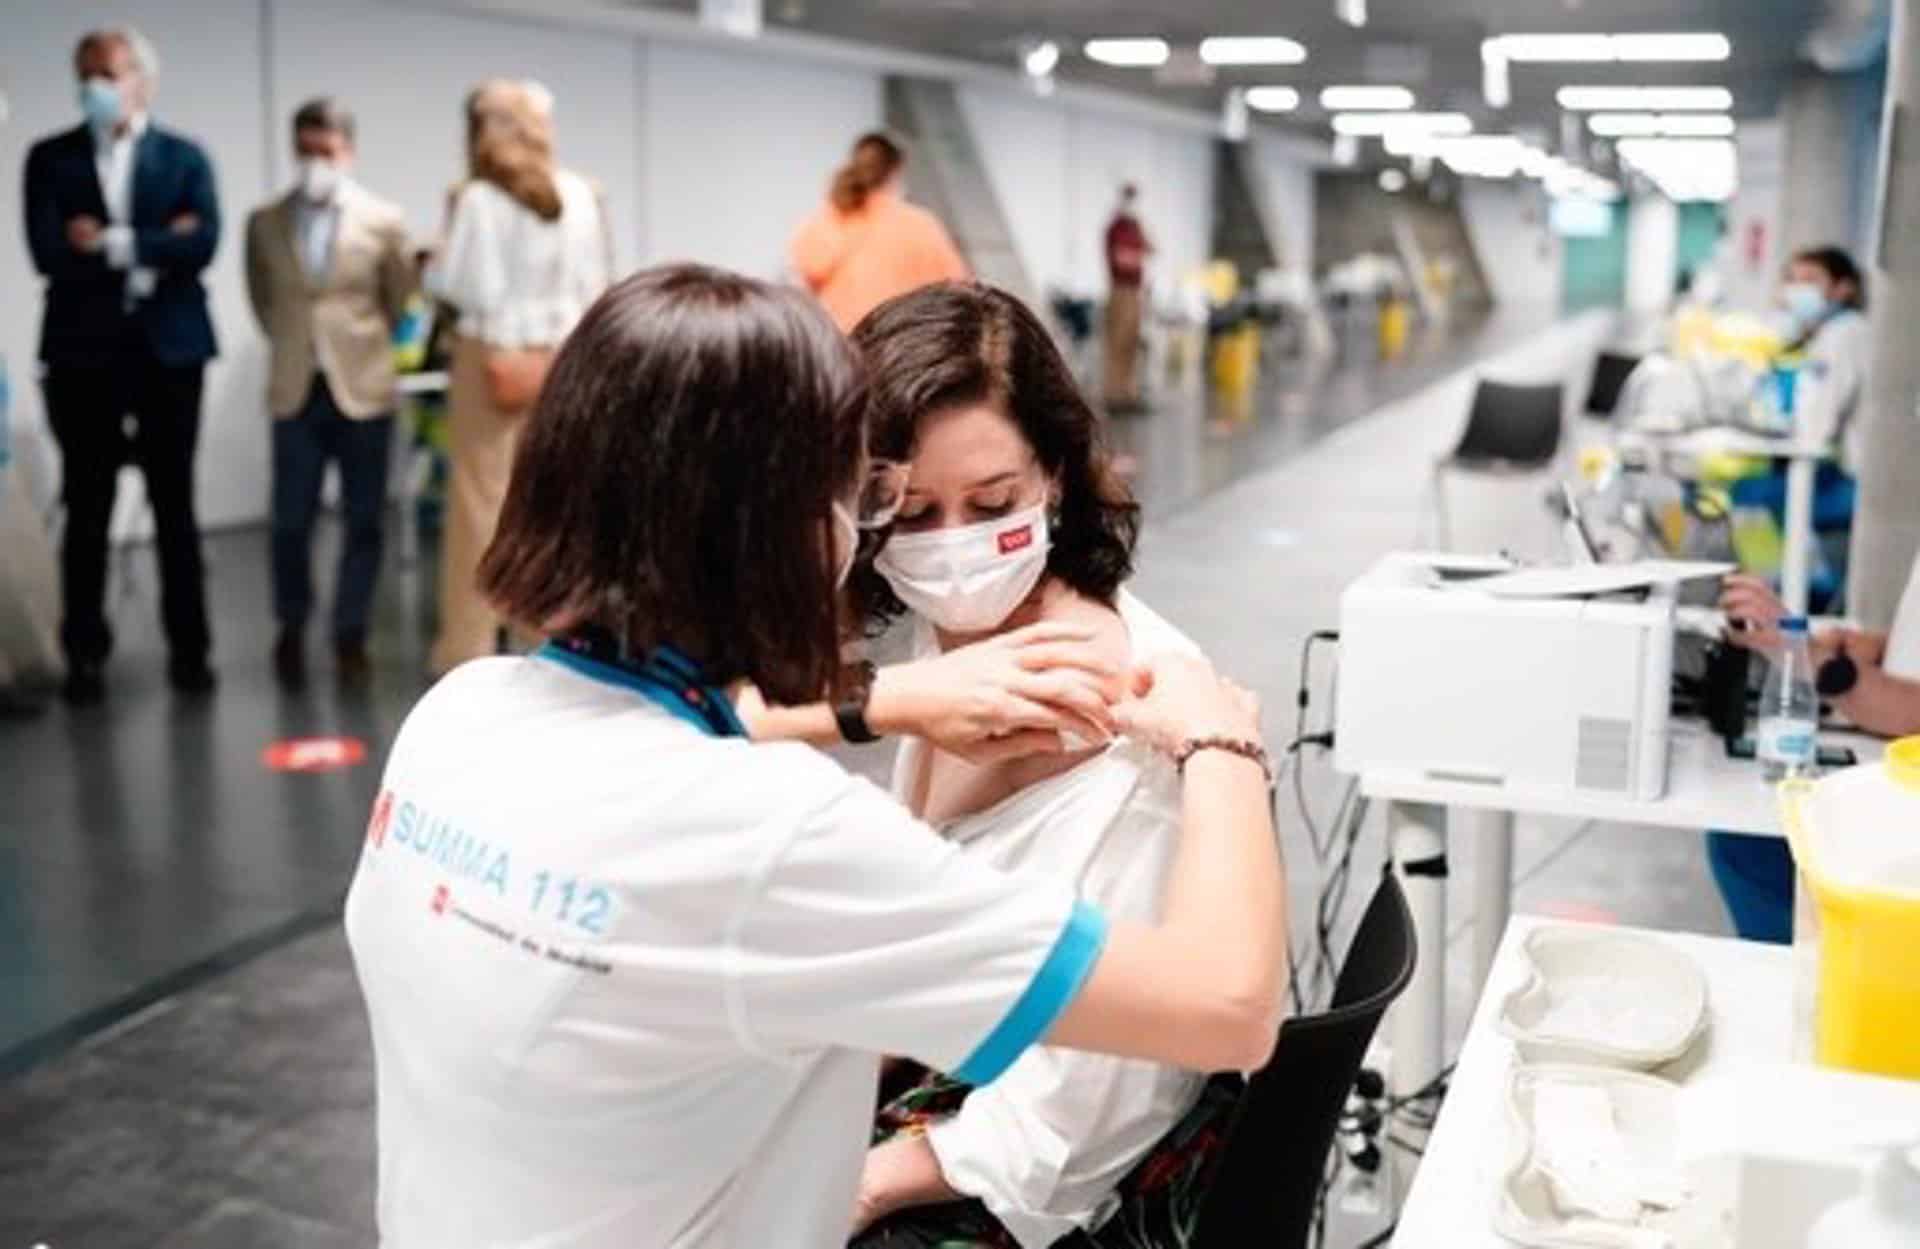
[
  {"left": 1783, "top": 282, "right": 1830, "bottom": 328},
  {"left": 79, "top": 76, "right": 123, "bottom": 134}
]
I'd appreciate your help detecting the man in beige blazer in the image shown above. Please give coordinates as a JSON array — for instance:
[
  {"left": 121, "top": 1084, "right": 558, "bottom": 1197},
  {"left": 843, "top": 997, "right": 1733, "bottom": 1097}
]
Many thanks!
[{"left": 246, "top": 97, "right": 415, "bottom": 689}]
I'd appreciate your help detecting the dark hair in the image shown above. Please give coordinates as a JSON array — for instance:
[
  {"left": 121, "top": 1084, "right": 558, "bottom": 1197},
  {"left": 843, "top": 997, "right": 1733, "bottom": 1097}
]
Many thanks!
[
  {"left": 479, "top": 264, "right": 869, "bottom": 705},
  {"left": 1791, "top": 245, "right": 1867, "bottom": 310},
  {"left": 292, "top": 96, "right": 356, "bottom": 144},
  {"left": 830, "top": 132, "right": 906, "bottom": 213},
  {"left": 846, "top": 282, "right": 1139, "bottom": 630}
]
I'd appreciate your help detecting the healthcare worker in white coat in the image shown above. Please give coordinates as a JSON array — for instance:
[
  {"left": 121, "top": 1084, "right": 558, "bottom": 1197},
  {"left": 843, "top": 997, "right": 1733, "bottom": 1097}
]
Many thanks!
[
  {"left": 1780, "top": 245, "right": 1871, "bottom": 470},
  {"left": 343, "top": 263, "right": 1287, "bottom": 1249}
]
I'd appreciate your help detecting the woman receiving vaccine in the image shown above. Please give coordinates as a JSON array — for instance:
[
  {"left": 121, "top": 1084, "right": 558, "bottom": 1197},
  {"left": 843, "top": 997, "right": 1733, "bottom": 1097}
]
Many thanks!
[{"left": 344, "top": 264, "right": 1287, "bottom": 1249}]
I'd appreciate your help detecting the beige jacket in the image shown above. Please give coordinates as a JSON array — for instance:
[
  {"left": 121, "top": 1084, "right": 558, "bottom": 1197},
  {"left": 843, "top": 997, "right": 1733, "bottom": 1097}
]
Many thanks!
[{"left": 246, "top": 183, "right": 416, "bottom": 419}]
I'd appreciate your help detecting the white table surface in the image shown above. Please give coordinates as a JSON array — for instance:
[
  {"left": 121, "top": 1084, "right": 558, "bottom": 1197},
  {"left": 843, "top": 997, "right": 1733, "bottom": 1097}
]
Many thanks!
[
  {"left": 1617, "top": 426, "right": 1831, "bottom": 464},
  {"left": 1362, "top": 721, "right": 1885, "bottom": 836},
  {"left": 1391, "top": 917, "right": 1799, "bottom": 1249}
]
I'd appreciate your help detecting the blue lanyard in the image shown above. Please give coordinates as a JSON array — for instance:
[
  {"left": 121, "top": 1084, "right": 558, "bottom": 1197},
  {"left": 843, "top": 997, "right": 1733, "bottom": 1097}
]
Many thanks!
[{"left": 535, "top": 637, "right": 747, "bottom": 738}]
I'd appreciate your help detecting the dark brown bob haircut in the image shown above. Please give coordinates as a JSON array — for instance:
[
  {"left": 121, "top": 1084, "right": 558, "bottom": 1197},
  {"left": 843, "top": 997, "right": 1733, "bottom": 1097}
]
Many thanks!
[
  {"left": 846, "top": 282, "right": 1140, "bottom": 630},
  {"left": 479, "top": 263, "right": 868, "bottom": 705}
]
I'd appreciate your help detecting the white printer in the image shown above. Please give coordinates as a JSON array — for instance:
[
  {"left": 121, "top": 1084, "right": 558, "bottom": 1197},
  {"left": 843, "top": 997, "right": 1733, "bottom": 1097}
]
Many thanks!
[{"left": 1333, "top": 554, "right": 1726, "bottom": 802}]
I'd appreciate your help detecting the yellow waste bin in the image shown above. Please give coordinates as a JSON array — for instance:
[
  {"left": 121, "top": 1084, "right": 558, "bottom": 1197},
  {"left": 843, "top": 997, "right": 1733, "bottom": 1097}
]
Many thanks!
[{"left": 1781, "top": 737, "right": 1920, "bottom": 1081}]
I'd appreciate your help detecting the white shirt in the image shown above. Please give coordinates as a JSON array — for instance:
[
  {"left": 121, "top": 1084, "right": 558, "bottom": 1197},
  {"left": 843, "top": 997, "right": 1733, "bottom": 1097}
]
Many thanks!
[
  {"left": 1883, "top": 554, "right": 1920, "bottom": 682},
  {"left": 424, "top": 169, "right": 610, "bottom": 349},
  {"left": 93, "top": 113, "right": 156, "bottom": 300},
  {"left": 293, "top": 191, "right": 340, "bottom": 286},
  {"left": 344, "top": 651, "right": 1105, "bottom": 1249},
  {"left": 893, "top": 592, "right": 1206, "bottom": 1249}
]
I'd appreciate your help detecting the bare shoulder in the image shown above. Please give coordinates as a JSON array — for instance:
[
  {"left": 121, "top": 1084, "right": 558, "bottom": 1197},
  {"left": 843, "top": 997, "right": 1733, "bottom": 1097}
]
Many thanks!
[{"left": 1032, "top": 583, "right": 1133, "bottom": 674}]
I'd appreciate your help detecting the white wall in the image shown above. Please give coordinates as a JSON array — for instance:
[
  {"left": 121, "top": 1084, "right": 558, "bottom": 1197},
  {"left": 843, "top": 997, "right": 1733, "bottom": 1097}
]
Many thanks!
[
  {"left": 1459, "top": 180, "right": 1563, "bottom": 312},
  {"left": 1715, "top": 119, "right": 1787, "bottom": 313},
  {"left": 1, "top": 0, "right": 1221, "bottom": 528},
  {"left": 1249, "top": 133, "right": 1318, "bottom": 274},
  {"left": 1624, "top": 194, "right": 1681, "bottom": 313},
  {"left": 957, "top": 83, "right": 1220, "bottom": 299}
]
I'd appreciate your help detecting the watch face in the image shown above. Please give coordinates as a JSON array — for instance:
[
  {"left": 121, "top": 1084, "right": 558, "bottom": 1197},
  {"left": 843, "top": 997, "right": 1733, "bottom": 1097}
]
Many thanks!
[{"left": 1816, "top": 654, "right": 1859, "bottom": 698}]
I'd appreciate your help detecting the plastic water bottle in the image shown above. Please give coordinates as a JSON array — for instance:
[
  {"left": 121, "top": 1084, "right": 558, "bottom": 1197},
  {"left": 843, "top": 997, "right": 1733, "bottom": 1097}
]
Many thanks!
[{"left": 1758, "top": 616, "right": 1820, "bottom": 781}]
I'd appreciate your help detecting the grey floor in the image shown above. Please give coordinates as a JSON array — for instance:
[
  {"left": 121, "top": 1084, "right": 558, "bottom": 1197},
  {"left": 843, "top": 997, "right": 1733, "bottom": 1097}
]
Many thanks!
[{"left": 0, "top": 306, "right": 1735, "bottom": 1247}]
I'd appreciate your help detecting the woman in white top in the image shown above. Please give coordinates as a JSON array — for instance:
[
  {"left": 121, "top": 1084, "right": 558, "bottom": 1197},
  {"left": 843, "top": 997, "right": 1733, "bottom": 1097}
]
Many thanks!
[
  {"left": 344, "top": 263, "right": 1287, "bottom": 1249},
  {"left": 840, "top": 283, "right": 1226, "bottom": 1249},
  {"left": 423, "top": 79, "right": 611, "bottom": 674}
]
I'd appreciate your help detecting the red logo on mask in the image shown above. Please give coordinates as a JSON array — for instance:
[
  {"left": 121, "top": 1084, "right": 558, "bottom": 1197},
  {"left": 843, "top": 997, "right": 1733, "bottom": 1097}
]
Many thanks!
[
  {"left": 367, "top": 790, "right": 394, "bottom": 848},
  {"left": 430, "top": 885, "right": 451, "bottom": 916},
  {"left": 997, "top": 524, "right": 1035, "bottom": 555}
]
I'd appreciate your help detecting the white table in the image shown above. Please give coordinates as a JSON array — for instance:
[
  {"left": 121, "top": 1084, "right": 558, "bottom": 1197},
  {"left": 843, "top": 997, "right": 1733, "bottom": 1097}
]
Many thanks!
[
  {"left": 1616, "top": 427, "right": 1833, "bottom": 615},
  {"left": 1390, "top": 917, "right": 1796, "bottom": 1248},
  {"left": 1362, "top": 721, "right": 1885, "bottom": 1156}
]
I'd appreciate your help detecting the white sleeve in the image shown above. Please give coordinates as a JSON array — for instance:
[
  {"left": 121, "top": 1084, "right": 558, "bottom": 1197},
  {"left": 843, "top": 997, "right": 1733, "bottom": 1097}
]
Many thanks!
[
  {"left": 927, "top": 1048, "right": 1194, "bottom": 1236},
  {"left": 726, "top": 777, "right": 1108, "bottom": 1084},
  {"left": 425, "top": 185, "right": 508, "bottom": 318},
  {"left": 102, "top": 225, "right": 135, "bottom": 270}
]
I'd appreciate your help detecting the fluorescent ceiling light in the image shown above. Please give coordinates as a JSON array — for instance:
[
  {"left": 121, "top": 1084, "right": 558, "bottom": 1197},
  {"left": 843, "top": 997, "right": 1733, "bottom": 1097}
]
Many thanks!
[
  {"left": 1320, "top": 85, "right": 1414, "bottom": 110},
  {"left": 1482, "top": 41, "right": 1511, "bottom": 109},
  {"left": 1609, "top": 33, "right": 1731, "bottom": 62},
  {"left": 1589, "top": 112, "right": 1735, "bottom": 137},
  {"left": 1336, "top": 0, "right": 1367, "bottom": 29},
  {"left": 1200, "top": 36, "right": 1307, "bottom": 66},
  {"left": 1084, "top": 37, "right": 1169, "bottom": 68},
  {"left": 1023, "top": 40, "right": 1060, "bottom": 79},
  {"left": 1246, "top": 86, "right": 1301, "bottom": 113},
  {"left": 1587, "top": 113, "right": 1663, "bottom": 137},
  {"left": 1615, "top": 137, "right": 1738, "bottom": 201},
  {"left": 1332, "top": 110, "right": 1471, "bottom": 136},
  {"left": 1493, "top": 32, "right": 1730, "bottom": 63},
  {"left": 1557, "top": 85, "right": 1733, "bottom": 111}
]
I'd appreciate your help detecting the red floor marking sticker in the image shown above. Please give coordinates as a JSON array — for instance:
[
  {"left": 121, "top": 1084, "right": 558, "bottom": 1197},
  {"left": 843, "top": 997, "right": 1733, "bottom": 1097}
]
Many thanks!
[{"left": 262, "top": 736, "right": 369, "bottom": 773}]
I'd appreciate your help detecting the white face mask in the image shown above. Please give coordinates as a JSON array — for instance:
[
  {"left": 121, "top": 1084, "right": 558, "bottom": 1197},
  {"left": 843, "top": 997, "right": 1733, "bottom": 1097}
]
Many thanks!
[
  {"left": 298, "top": 156, "right": 342, "bottom": 202},
  {"left": 876, "top": 502, "right": 1051, "bottom": 633}
]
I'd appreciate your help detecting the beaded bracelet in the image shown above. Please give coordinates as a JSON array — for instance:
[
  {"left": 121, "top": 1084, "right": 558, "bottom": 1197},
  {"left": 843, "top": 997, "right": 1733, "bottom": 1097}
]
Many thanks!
[{"left": 1173, "top": 735, "right": 1274, "bottom": 785}]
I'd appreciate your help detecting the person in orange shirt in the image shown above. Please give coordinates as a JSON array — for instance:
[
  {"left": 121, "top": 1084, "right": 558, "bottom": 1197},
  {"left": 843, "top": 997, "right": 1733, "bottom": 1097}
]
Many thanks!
[{"left": 790, "top": 132, "right": 969, "bottom": 333}]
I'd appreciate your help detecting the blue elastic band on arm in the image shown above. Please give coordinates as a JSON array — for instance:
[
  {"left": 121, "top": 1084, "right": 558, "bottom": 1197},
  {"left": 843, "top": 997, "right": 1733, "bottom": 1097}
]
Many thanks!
[{"left": 953, "top": 899, "right": 1109, "bottom": 1086}]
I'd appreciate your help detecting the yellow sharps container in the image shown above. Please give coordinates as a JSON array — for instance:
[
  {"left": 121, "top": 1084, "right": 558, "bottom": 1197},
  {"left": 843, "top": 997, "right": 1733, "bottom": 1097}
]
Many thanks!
[{"left": 1781, "top": 737, "right": 1920, "bottom": 1081}]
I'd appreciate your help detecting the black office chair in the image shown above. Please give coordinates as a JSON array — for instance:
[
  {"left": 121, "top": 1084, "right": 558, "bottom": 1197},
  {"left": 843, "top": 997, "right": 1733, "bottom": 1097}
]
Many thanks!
[
  {"left": 1432, "top": 379, "right": 1566, "bottom": 548},
  {"left": 1584, "top": 350, "right": 1642, "bottom": 418},
  {"left": 1189, "top": 872, "right": 1417, "bottom": 1249}
]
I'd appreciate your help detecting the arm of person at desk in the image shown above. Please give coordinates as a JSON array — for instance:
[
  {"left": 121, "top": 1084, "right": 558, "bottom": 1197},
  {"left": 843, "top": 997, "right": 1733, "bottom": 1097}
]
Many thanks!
[{"left": 1831, "top": 641, "right": 1920, "bottom": 739}]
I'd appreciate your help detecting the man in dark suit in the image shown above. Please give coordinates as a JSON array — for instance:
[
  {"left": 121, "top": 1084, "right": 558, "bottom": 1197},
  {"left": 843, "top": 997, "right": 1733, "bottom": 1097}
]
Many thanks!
[{"left": 23, "top": 26, "right": 220, "bottom": 703}]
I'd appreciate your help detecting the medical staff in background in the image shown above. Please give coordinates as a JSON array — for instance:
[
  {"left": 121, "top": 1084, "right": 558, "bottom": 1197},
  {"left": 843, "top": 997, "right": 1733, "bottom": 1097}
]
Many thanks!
[
  {"left": 246, "top": 97, "right": 418, "bottom": 690},
  {"left": 344, "top": 264, "right": 1287, "bottom": 1249},
  {"left": 1780, "top": 245, "right": 1872, "bottom": 470},
  {"left": 1709, "top": 564, "right": 1920, "bottom": 943},
  {"left": 842, "top": 281, "right": 1225, "bottom": 1249},
  {"left": 23, "top": 26, "right": 221, "bottom": 703},
  {"left": 789, "top": 132, "right": 971, "bottom": 333}
]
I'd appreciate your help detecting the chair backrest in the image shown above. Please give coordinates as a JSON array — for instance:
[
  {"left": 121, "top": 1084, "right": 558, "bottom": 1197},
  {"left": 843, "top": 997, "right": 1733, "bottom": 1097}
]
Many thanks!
[
  {"left": 1451, "top": 379, "right": 1565, "bottom": 467},
  {"left": 1585, "top": 351, "right": 1642, "bottom": 417},
  {"left": 1190, "top": 873, "right": 1417, "bottom": 1249}
]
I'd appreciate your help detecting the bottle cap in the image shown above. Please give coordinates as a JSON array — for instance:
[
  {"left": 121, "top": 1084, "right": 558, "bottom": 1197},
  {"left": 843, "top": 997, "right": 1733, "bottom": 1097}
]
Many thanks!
[{"left": 1781, "top": 616, "right": 1810, "bottom": 633}]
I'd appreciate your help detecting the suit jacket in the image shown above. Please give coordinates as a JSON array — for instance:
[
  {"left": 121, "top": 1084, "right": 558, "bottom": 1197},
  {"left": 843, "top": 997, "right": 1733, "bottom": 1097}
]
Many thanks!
[
  {"left": 246, "top": 184, "right": 416, "bottom": 419},
  {"left": 23, "top": 123, "right": 221, "bottom": 368}
]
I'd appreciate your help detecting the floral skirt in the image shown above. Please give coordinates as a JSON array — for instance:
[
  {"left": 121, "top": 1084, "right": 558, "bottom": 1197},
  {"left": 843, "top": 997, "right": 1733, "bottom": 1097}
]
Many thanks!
[{"left": 850, "top": 1069, "right": 1241, "bottom": 1249}]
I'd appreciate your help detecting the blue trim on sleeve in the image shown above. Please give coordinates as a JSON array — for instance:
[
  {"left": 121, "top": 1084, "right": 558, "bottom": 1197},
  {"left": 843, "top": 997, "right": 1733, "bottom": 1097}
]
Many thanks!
[{"left": 953, "top": 899, "right": 1109, "bottom": 1086}]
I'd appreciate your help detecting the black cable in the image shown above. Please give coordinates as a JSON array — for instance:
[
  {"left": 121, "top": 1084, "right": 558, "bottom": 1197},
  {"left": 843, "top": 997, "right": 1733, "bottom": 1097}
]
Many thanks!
[{"left": 1356, "top": 1222, "right": 1397, "bottom": 1249}]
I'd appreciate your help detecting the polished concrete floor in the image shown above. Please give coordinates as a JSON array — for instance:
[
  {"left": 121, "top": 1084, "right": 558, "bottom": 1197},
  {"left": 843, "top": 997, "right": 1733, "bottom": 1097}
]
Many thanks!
[{"left": 0, "top": 305, "right": 1737, "bottom": 1247}]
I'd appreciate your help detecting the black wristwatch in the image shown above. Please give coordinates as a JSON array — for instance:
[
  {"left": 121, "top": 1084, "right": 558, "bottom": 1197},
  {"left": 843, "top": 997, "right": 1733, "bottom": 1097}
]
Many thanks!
[
  {"left": 835, "top": 660, "right": 881, "bottom": 744},
  {"left": 1817, "top": 653, "right": 1860, "bottom": 699}
]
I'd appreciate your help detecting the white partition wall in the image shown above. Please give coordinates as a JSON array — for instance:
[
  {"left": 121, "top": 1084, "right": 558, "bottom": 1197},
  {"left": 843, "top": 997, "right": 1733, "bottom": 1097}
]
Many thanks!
[
  {"left": 956, "top": 85, "right": 1072, "bottom": 294},
  {"left": 641, "top": 40, "right": 880, "bottom": 277}
]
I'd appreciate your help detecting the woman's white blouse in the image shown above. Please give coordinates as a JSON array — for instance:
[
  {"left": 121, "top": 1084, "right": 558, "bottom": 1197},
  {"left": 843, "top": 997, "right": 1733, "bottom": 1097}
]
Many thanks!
[
  {"left": 892, "top": 591, "right": 1208, "bottom": 1249},
  {"left": 425, "top": 169, "right": 610, "bottom": 349}
]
